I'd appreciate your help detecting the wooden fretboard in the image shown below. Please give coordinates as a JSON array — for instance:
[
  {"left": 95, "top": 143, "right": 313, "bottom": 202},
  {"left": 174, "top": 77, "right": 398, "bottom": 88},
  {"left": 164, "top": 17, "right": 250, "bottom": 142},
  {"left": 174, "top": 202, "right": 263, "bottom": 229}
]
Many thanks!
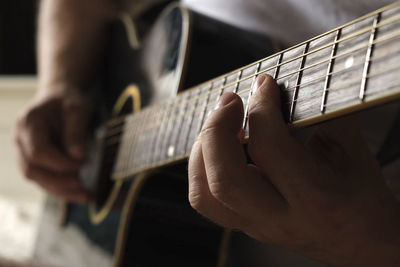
[{"left": 110, "top": 2, "right": 400, "bottom": 180}]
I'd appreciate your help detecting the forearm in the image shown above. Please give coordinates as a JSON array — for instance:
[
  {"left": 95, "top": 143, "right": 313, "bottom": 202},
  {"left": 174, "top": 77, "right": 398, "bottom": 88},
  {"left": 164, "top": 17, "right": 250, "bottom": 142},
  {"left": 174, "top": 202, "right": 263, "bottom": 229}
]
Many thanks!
[{"left": 37, "top": 0, "right": 119, "bottom": 95}]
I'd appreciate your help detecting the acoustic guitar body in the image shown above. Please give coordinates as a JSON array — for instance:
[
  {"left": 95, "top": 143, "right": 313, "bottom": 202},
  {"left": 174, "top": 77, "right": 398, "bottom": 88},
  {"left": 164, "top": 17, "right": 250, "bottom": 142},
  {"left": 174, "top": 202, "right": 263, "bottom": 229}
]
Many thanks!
[{"left": 58, "top": 3, "right": 274, "bottom": 267}]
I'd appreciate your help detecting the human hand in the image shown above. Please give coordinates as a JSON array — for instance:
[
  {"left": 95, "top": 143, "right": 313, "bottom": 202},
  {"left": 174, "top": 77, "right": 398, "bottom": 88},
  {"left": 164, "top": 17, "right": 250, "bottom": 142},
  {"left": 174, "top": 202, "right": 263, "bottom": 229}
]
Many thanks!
[
  {"left": 14, "top": 88, "right": 89, "bottom": 203},
  {"left": 188, "top": 74, "right": 400, "bottom": 266}
]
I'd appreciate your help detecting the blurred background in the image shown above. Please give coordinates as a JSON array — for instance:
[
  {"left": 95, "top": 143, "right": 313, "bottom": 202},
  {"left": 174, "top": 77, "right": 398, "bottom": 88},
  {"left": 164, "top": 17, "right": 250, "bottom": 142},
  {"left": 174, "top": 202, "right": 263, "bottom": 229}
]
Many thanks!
[{"left": 0, "top": 0, "right": 46, "bottom": 262}]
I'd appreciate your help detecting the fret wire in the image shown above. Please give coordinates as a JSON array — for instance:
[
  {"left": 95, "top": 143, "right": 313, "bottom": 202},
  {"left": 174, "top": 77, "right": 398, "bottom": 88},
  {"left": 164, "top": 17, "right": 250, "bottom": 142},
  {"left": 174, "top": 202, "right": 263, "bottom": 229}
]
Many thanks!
[
  {"left": 104, "top": 28, "right": 400, "bottom": 142},
  {"left": 119, "top": 117, "right": 133, "bottom": 177},
  {"left": 107, "top": 71, "right": 400, "bottom": 151},
  {"left": 290, "top": 42, "right": 309, "bottom": 122},
  {"left": 114, "top": 77, "right": 400, "bottom": 179},
  {"left": 147, "top": 109, "right": 162, "bottom": 165},
  {"left": 150, "top": 101, "right": 171, "bottom": 164},
  {"left": 141, "top": 109, "right": 153, "bottom": 167},
  {"left": 131, "top": 110, "right": 148, "bottom": 171},
  {"left": 137, "top": 110, "right": 150, "bottom": 168},
  {"left": 124, "top": 115, "right": 141, "bottom": 177},
  {"left": 157, "top": 101, "right": 176, "bottom": 162},
  {"left": 321, "top": 29, "right": 342, "bottom": 113},
  {"left": 295, "top": 62, "right": 400, "bottom": 109},
  {"left": 111, "top": 122, "right": 128, "bottom": 176},
  {"left": 162, "top": 102, "right": 179, "bottom": 159},
  {"left": 106, "top": 63, "right": 400, "bottom": 150},
  {"left": 183, "top": 90, "right": 202, "bottom": 154},
  {"left": 233, "top": 70, "right": 243, "bottom": 93},
  {"left": 131, "top": 113, "right": 142, "bottom": 170},
  {"left": 107, "top": 43, "right": 399, "bottom": 149},
  {"left": 273, "top": 53, "right": 283, "bottom": 79},
  {"left": 164, "top": 103, "right": 179, "bottom": 159},
  {"left": 133, "top": 112, "right": 144, "bottom": 169},
  {"left": 105, "top": 14, "right": 400, "bottom": 136},
  {"left": 146, "top": 108, "right": 163, "bottom": 166},
  {"left": 196, "top": 83, "right": 214, "bottom": 136},
  {"left": 108, "top": 40, "right": 398, "bottom": 158},
  {"left": 170, "top": 94, "right": 189, "bottom": 158},
  {"left": 243, "top": 62, "right": 261, "bottom": 130},
  {"left": 106, "top": 24, "right": 400, "bottom": 144},
  {"left": 360, "top": 13, "right": 381, "bottom": 101},
  {"left": 276, "top": 28, "right": 400, "bottom": 83},
  {"left": 219, "top": 76, "right": 228, "bottom": 97}
]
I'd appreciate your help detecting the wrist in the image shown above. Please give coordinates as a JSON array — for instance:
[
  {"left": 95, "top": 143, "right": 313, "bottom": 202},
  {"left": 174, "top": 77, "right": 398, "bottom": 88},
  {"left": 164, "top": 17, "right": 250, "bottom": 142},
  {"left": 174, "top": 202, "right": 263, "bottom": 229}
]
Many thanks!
[{"left": 36, "top": 79, "right": 84, "bottom": 100}]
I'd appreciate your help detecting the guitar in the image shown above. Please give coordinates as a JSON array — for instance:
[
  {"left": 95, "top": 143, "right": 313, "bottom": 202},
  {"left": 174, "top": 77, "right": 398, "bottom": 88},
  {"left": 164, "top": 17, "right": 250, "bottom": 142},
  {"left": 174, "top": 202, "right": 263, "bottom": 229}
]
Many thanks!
[{"left": 38, "top": 2, "right": 400, "bottom": 267}]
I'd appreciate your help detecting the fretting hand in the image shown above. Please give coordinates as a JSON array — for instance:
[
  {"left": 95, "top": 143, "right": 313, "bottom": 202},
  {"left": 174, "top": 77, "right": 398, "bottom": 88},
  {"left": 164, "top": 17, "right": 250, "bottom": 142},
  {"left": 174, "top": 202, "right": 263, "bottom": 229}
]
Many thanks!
[{"left": 188, "top": 74, "right": 400, "bottom": 266}]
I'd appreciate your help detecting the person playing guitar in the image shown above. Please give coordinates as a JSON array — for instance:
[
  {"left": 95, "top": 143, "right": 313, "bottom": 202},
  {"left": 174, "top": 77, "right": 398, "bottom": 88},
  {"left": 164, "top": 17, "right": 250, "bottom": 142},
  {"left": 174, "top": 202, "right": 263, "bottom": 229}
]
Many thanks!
[{"left": 14, "top": 0, "right": 400, "bottom": 266}]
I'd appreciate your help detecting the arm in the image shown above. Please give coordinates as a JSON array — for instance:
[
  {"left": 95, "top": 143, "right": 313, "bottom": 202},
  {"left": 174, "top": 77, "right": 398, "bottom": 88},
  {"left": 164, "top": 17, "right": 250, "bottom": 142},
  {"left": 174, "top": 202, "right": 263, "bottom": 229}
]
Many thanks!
[
  {"left": 37, "top": 0, "right": 117, "bottom": 97},
  {"left": 14, "top": 0, "right": 119, "bottom": 203},
  {"left": 189, "top": 74, "right": 400, "bottom": 266}
]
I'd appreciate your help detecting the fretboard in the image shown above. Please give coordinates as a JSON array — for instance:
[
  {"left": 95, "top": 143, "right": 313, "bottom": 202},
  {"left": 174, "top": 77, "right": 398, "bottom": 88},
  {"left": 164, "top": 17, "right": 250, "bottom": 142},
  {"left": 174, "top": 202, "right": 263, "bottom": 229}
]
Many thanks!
[{"left": 111, "top": 2, "right": 400, "bottom": 180}]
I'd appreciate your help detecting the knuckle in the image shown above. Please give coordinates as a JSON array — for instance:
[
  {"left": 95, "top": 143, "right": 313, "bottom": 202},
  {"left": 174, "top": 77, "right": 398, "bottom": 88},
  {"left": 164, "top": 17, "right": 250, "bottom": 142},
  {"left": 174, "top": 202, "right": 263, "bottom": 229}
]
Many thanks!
[
  {"left": 249, "top": 99, "right": 276, "bottom": 121},
  {"left": 27, "top": 145, "right": 44, "bottom": 162},
  {"left": 249, "top": 97, "right": 266, "bottom": 113},
  {"left": 188, "top": 173, "right": 206, "bottom": 211},
  {"left": 208, "top": 176, "right": 234, "bottom": 203},
  {"left": 199, "top": 124, "right": 219, "bottom": 141},
  {"left": 188, "top": 190, "right": 204, "bottom": 212}
]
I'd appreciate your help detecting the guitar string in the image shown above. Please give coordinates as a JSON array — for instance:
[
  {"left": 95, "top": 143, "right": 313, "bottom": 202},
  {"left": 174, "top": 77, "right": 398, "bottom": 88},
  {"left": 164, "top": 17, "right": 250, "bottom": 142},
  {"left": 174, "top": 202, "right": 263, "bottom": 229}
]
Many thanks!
[
  {"left": 115, "top": 57, "right": 400, "bottom": 171},
  {"left": 104, "top": 12, "right": 400, "bottom": 129},
  {"left": 107, "top": 34, "right": 400, "bottom": 148},
  {"left": 104, "top": 30, "right": 400, "bottom": 140},
  {"left": 111, "top": 76, "right": 400, "bottom": 178},
  {"left": 105, "top": 59, "right": 400, "bottom": 150},
  {"left": 105, "top": 36, "right": 400, "bottom": 145},
  {"left": 105, "top": 22, "right": 398, "bottom": 143},
  {"left": 115, "top": 83, "right": 400, "bottom": 178}
]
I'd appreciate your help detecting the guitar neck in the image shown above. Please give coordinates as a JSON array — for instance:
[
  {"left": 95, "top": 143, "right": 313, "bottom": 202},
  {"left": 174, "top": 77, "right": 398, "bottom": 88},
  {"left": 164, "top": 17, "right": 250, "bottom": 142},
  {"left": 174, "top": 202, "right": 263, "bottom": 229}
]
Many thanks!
[{"left": 111, "top": 2, "right": 400, "bottom": 180}]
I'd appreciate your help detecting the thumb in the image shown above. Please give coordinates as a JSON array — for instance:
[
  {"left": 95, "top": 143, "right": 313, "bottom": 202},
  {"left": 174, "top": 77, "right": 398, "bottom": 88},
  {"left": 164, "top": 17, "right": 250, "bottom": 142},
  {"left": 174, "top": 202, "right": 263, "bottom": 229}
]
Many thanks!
[{"left": 63, "top": 97, "right": 88, "bottom": 160}]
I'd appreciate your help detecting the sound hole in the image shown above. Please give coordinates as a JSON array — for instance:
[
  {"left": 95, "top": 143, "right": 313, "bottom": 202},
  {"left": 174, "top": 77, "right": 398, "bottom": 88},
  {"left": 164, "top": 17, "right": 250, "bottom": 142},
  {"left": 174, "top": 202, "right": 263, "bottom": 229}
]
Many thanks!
[{"left": 94, "top": 97, "right": 133, "bottom": 209}]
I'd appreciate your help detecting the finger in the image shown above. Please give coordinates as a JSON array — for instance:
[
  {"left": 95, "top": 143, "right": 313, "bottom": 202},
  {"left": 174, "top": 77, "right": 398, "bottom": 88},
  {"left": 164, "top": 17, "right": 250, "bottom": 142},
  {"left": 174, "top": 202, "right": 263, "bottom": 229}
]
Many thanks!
[
  {"left": 189, "top": 139, "right": 249, "bottom": 229},
  {"left": 17, "top": 119, "right": 81, "bottom": 172},
  {"left": 37, "top": 179, "right": 89, "bottom": 204},
  {"left": 63, "top": 95, "right": 88, "bottom": 160},
  {"left": 28, "top": 167, "right": 88, "bottom": 204},
  {"left": 247, "top": 75, "right": 313, "bottom": 199},
  {"left": 200, "top": 92, "right": 286, "bottom": 221},
  {"left": 17, "top": 150, "right": 88, "bottom": 203}
]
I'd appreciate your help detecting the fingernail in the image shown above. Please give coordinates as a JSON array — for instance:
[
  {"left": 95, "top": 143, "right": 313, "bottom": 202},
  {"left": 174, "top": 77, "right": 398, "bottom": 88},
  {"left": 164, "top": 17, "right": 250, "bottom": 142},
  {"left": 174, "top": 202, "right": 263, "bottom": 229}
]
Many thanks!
[
  {"left": 215, "top": 93, "right": 237, "bottom": 110},
  {"left": 252, "top": 75, "right": 268, "bottom": 94}
]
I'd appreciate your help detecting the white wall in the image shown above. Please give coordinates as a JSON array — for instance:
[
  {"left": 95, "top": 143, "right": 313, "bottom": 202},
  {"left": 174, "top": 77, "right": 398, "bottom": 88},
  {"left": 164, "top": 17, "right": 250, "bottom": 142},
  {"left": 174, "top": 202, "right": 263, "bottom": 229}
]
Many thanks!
[{"left": 0, "top": 76, "right": 45, "bottom": 260}]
